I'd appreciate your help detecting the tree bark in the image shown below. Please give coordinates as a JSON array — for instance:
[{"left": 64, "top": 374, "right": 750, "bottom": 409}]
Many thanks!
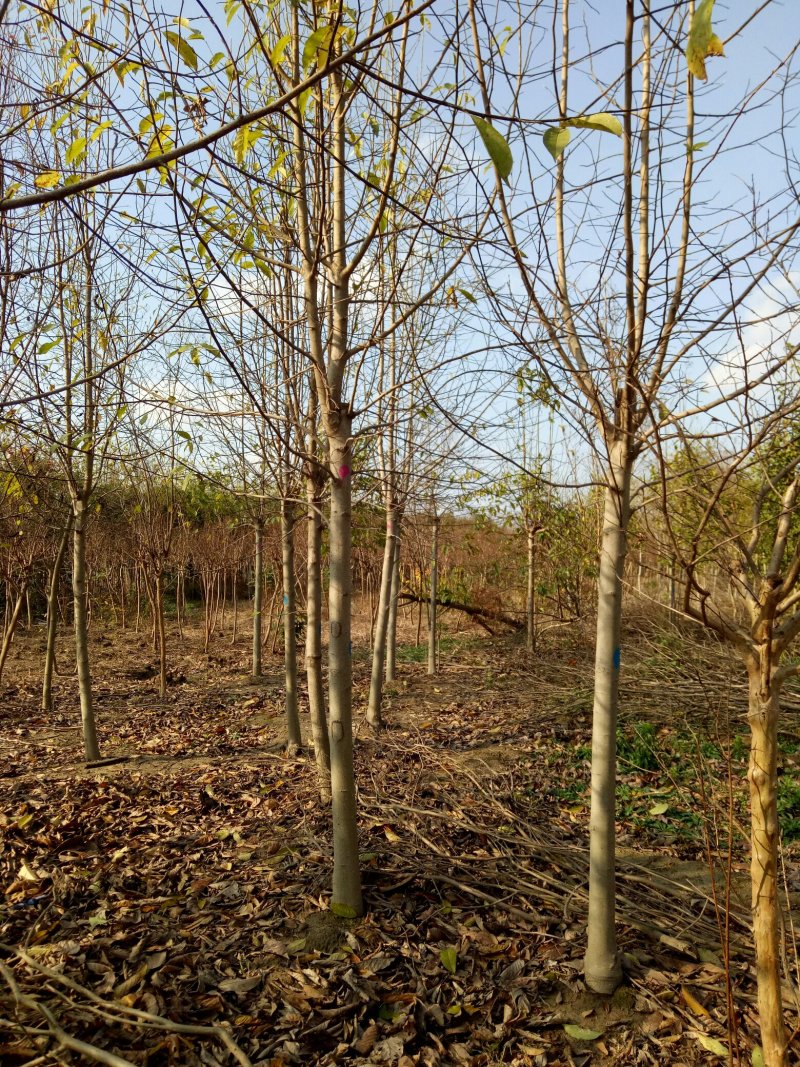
[
  {"left": 746, "top": 652, "right": 787, "bottom": 1065},
  {"left": 281, "top": 499, "right": 302, "bottom": 754},
  {"left": 0, "top": 581, "right": 27, "bottom": 684},
  {"left": 399, "top": 591, "right": 520, "bottom": 632},
  {"left": 583, "top": 438, "right": 631, "bottom": 994},
  {"left": 43, "top": 515, "right": 73, "bottom": 713},
  {"left": 428, "top": 513, "right": 440, "bottom": 675},
  {"left": 385, "top": 533, "right": 400, "bottom": 682},
  {"left": 73, "top": 500, "right": 99, "bottom": 761},
  {"left": 326, "top": 417, "right": 363, "bottom": 914},
  {"left": 252, "top": 520, "right": 264, "bottom": 678},
  {"left": 367, "top": 507, "right": 397, "bottom": 727},
  {"left": 526, "top": 525, "right": 536, "bottom": 656},
  {"left": 155, "top": 568, "right": 167, "bottom": 700},
  {"left": 306, "top": 472, "right": 331, "bottom": 800}
]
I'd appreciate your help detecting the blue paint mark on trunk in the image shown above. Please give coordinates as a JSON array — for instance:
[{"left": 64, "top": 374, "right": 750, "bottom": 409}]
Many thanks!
[{"left": 613, "top": 646, "right": 621, "bottom": 670}]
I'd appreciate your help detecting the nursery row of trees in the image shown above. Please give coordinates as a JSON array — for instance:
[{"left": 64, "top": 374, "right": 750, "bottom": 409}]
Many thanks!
[{"left": 1, "top": 0, "right": 799, "bottom": 1059}]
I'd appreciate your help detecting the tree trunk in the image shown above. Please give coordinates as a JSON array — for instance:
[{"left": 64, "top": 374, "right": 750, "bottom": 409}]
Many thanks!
[
  {"left": 368, "top": 576, "right": 376, "bottom": 650},
  {"left": 155, "top": 568, "right": 167, "bottom": 700},
  {"left": 307, "top": 474, "right": 331, "bottom": 800},
  {"left": 746, "top": 653, "right": 787, "bottom": 1065},
  {"left": 326, "top": 418, "right": 363, "bottom": 914},
  {"left": 43, "top": 515, "right": 73, "bottom": 713},
  {"left": 282, "top": 499, "right": 302, "bottom": 754},
  {"left": 0, "top": 582, "right": 27, "bottom": 684},
  {"left": 385, "top": 534, "right": 400, "bottom": 682},
  {"left": 526, "top": 526, "right": 536, "bottom": 656},
  {"left": 367, "top": 507, "right": 397, "bottom": 727},
  {"left": 252, "top": 521, "right": 264, "bottom": 677},
  {"left": 669, "top": 557, "right": 677, "bottom": 611},
  {"left": 175, "top": 567, "right": 182, "bottom": 639},
  {"left": 428, "top": 513, "right": 440, "bottom": 675},
  {"left": 265, "top": 580, "right": 279, "bottom": 652},
  {"left": 120, "top": 566, "right": 127, "bottom": 631},
  {"left": 583, "top": 438, "right": 632, "bottom": 994},
  {"left": 231, "top": 570, "right": 238, "bottom": 644},
  {"left": 73, "top": 501, "right": 99, "bottom": 761}
]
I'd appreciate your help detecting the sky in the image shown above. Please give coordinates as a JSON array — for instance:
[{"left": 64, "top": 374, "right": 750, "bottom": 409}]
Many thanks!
[{"left": 2, "top": 0, "right": 798, "bottom": 508}]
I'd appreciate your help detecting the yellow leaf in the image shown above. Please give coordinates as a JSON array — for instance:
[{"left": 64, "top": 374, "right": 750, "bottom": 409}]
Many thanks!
[
  {"left": 166, "top": 30, "right": 199, "bottom": 71},
  {"left": 271, "top": 33, "right": 291, "bottom": 67},
  {"left": 681, "top": 986, "right": 710, "bottom": 1016},
  {"left": 696, "top": 1034, "right": 728, "bottom": 1057},
  {"left": 383, "top": 825, "right": 401, "bottom": 842},
  {"left": 34, "top": 170, "right": 60, "bottom": 189},
  {"left": 686, "top": 0, "right": 725, "bottom": 82},
  {"left": 65, "top": 136, "right": 87, "bottom": 165}
]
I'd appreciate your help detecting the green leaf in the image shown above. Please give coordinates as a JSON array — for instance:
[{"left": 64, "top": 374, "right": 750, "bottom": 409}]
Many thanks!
[
  {"left": 472, "top": 115, "right": 512, "bottom": 183},
  {"left": 65, "top": 136, "right": 87, "bottom": 165},
  {"left": 696, "top": 1035, "right": 728, "bottom": 1058},
  {"left": 567, "top": 112, "right": 622, "bottom": 137},
  {"left": 564, "top": 1024, "right": 603, "bottom": 1041},
  {"left": 752, "top": 1047, "right": 765, "bottom": 1067},
  {"left": 649, "top": 802, "right": 669, "bottom": 816},
  {"left": 440, "top": 946, "right": 458, "bottom": 973},
  {"left": 543, "top": 126, "right": 570, "bottom": 160},
  {"left": 298, "top": 88, "right": 312, "bottom": 118},
  {"left": 166, "top": 30, "right": 199, "bottom": 71},
  {"left": 330, "top": 901, "right": 357, "bottom": 918},
  {"left": 686, "top": 0, "right": 724, "bottom": 82},
  {"left": 303, "top": 25, "right": 334, "bottom": 74},
  {"left": 688, "top": 141, "right": 709, "bottom": 153}
]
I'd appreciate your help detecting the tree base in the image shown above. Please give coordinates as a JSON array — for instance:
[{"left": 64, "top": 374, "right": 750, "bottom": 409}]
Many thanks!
[{"left": 583, "top": 953, "right": 623, "bottom": 995}]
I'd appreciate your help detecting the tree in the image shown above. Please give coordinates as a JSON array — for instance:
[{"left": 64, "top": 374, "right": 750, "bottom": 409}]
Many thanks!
[
  {"left": 468, "top": 0, "right": 800, "bottom": 992},
  {"left": 647, "top": 355, "right": 800, "bottom": 1064}
]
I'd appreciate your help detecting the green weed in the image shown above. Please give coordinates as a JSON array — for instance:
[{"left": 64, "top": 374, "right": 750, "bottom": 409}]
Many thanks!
[{"left": 617, "top": 722, "right": 659, "bottom": 770}]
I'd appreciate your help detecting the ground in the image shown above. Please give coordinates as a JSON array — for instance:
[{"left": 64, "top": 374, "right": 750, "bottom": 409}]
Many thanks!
[{"left": 1, "top": 601, "right": 799, "bottom": 1065}]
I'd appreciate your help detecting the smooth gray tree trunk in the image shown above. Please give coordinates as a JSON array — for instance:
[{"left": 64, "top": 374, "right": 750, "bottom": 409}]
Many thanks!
[
  {"left": 73, "top": 500, "right": 99, "bottom": 761},
  {"left": 327, "top": 417, "right": 363, "bottom": 914},
  {"left": 43, "top": 515, "right": 73, "bottom": 713},
  {"left": 252, "top": 520, "right": 264, "bottom": 678},
  {"left": 281, "top": 500, "right": 302, "bottom": 754},
  {"left": 306, "top": 474, "right": 331, "bottom": 799},
  {"left": 385, "top": 535, "right": 400, "bottom": 682},
  {"left": 583, "top": 438, "right": 632, "bottom": 994},
  {"left": 428, "top": 513, "right": 439, "bottom": 675},
  {"left": 367, "top": 508, "right": 397, "bottom": 726},
  {"left": 155, "top": 569, "right": 167, "bottom": 699},
  {"left": 526, "top": 526, "right": 536, "bottom": 656}
]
